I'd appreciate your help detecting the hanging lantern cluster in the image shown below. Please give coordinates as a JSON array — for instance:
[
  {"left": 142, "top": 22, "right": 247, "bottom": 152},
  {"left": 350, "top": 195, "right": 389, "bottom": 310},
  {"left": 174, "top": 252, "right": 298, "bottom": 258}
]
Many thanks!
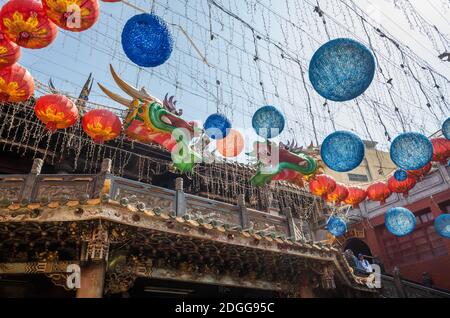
[
  {"left": 385, "top": 207, "right": 416, "bottom": 237},
  {"left": 431, "top": 138, "right": 450, "bottom": 165},
  {"left": 388, "top": 175, "right": 416, "bottom": 198},
  {"left": 42, "top": 0, "right": 100, "bottom": 32},
  {"left": 325, "top": 183, "right": 349, "bottom": 205},
  {"left": 0, "top": 0, "right": 58, "bottom": 49},
  {"left": 321, "top": 131, "right": 365, "bottom": 172},
  {"left": 326, "top": 216, "right": 347, "bottom": 237},
  {"left": 122, "top": 13, "right": 174, "bottom": 67},
  {"left": 35, "top": 94, "right": 78, "bottom": 132},
  {"left": 252, "top": 105, "right": 285, "bottom": 139},
  {"left": 216, "top": 128, "right": 244, "bottom": 158},
  {"left": 367, "top": 182, "right": 391, "bottom": 205},
  {"left": 0, "top": 63, "right": 34, "bottom": 102},
  {"left": 344, "top": 186, "right": 367, "bottom": 209},
  {"left": 204, "top": 113, "right": 231, "bottom": 140},
  {"left": 390, "top": 132, "right": 433, "bottom": 171},
  {"left": 309, "top": 38, "right": 376, "bottom": 102},
  {"left": 82, "top": 109, "right": 122, "bottom": 144},
  {"left": 309, "top": 175, "right": 337, "bottom": 197},
  {"left": 0, "top": 31, "right": 20, "bottom": 68}
]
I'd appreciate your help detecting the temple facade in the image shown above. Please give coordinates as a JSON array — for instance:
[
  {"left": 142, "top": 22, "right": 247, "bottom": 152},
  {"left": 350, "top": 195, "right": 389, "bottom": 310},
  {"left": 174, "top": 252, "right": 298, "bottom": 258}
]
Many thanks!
[{"left": 0, "top": 99, "right": 377, "bottom": 298}]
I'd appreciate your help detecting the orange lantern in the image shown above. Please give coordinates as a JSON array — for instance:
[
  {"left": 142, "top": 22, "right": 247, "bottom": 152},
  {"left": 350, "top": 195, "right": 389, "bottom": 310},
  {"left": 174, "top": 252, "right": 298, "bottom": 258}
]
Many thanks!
[
  {"left": 388, "top": 175, "right": 417, "bottom": 198},
  {"left": 0, "top": 0, "right": 58, "bottom": 49},
  {"left": 325, "top": 183, "right": 349, "bottom": 205},
  {"left": 216, "top": 129, "right": 244, "bottom": 158},
  {"left": 42, "top": 0, "right": 100, "bottom": 32},
  {"left": 344, "top": 186, "right": 367, "bottom": 208},
  {"left": 407, "top": 163, "right": 432, "bottom": 181},
  {"left": 431, "top": 138, "right": 450, "bottom": 165},
  {"left": 35, "top": 94, "right": 79, "bottom": 132},
  {"left": 309, "top": 174, "right": 337, "bottom": 197},
  {"left": 0, "top": 63, "right": 34, "bottom": 102},
  {"left": 0, "top": 31, "right": 20, "bottom": 68},
  {"left": 82, "top": 109, "right": 121, "bottom": 144},
  {"left": 367, "top": 182, "right": 391, "bottom": 205}
]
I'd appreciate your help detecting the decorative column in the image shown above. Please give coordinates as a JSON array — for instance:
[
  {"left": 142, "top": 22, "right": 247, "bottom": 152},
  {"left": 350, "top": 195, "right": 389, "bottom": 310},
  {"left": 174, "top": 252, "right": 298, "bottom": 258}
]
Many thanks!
[
  {"left": 76, "top": 222, "right": 109, "bottom": 298},
  {"left": 21, "top": 158, "right": 43, "bottom": 201},
  {"left": 238, "top": 194, "right": 250, "bottom": 229},
  {"left": 93, "top": 159, "right": 112, "bottom": 198},
  {"left": 298, "top": 273, "right": 315, "bottom": 298},
  {"left": 284, "top": 207, "right": 300, "bottom": 242},
  {"left": 175, "top": 177, "right": 186, "bottom": 216}
]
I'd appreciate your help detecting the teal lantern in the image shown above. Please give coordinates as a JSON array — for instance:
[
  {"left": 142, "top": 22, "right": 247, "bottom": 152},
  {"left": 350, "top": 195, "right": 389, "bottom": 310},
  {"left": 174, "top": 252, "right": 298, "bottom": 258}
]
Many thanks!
[
  {"left": 390, "top": 132, "right": 433, "bottom": 171},
  {"left": 309, "top": 38, "right": 376, "bottom": 102},
  {"left": 434, "top": 214, "right": 450, "bottom": 239},
  {"left": 385, "top": 207, "right": 416, "bottom": 237},
  {"left": 320, "top": 131, "right": 365, "bottom": 172},
  {"left": 327, "top": 216, "right": 347, "bottom": 237},
  {"left": 252, "top": 105, "right": 285, "bottom": 139},
  {"left": 444, "top": 117, "right": 450, "bottom": 140}
]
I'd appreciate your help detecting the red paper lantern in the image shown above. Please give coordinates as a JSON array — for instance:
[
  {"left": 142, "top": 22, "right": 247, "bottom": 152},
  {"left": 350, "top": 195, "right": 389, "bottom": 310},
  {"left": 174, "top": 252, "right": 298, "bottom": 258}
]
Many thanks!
[
  {"left": 309, "top": 175, "right": 337, "bottom": 197},
  {"left": 0, "top": 63, "right": 34, "bottom": 102},
  {"left": 216, "top": 129, "right": 244, "bottom": 158},
  {"left": 82, "top": 109, "right": 121, "bottom": 144},
  {"left": 0, "top": 31, "right": 20, "bottom": 68},
  {"left": 407, "top": 163, "right": 432, "bottom": 181},
  {"left": 325, "top": 183, "right": 349, "bottom": 205},
  {"left": 0, "top": 0, "right": 58, "bottom": 49},
  {"left": 35, "top": 94, "right": 79, "bottom": 132},
  {"left": 388, "top": 175, "right": 417, "bottom": 198},
  {"left": 367, "top": 182, "right": 391, "bottom": 205},
  {"left": 42, "top": 0, "right": 100, "bottom": 32},
  {"left": 344, "top": 186, "right": 367, "bottom": 208},
  {"left": 431, "top": 138, "right": 450, "bottom": 165}
]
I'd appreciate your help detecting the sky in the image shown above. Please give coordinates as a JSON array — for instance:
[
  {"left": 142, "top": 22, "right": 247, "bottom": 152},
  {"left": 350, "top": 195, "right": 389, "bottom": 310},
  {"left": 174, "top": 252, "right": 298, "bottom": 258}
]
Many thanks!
[{"left": 2, "top": 0, "right": 450, "bottom": 161}]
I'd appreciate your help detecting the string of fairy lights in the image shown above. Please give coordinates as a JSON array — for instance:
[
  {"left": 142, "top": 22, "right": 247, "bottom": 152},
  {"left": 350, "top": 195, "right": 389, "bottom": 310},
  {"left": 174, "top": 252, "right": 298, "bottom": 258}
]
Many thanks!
[
  {"left": 19, "top": 0, "right": 449, "bottom": 153},
  {"left": 1, "top": 0, "right": 450, "bottom": 212}
]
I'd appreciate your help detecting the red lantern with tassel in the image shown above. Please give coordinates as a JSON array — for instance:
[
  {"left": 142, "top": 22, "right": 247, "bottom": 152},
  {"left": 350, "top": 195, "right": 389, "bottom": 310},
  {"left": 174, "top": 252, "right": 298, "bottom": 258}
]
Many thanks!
[
  {"left": 388, "top": 175, "right": 417, "bottom": 198},
  {"left": 344, "top": 186, "right": 367, "bottom": 208},
  {"left": 0, "top": 63, "right": 34, "bottom": 102},
  {"left": 325, "top": 183, "right": 349, "bottom": 205},
  {"left": 0, "top": 0, "right": 58, "bottom": 49},
  {"left": 42, "top": 0, "right": 100, "bottom": 32},
  {"left": 82, "top": 109, "right": 121, "bottom": 144},
  {"left": 309, "top": 175, "right": 337, "bottom": 197},
  {"left": 431, "top": 138, "right": 450, "bottom": 165},
  {"left": 0, "top": 31, "right": 20, "bottom": 68},
  {"left": 367, "top": 182, "right": 391, "bottom": 205},
  {"left": 407, "top": 163, "right": 432, "bottom": 181},
  {"left": 35, "top": 94, "right": 79, "bottom": 132}
]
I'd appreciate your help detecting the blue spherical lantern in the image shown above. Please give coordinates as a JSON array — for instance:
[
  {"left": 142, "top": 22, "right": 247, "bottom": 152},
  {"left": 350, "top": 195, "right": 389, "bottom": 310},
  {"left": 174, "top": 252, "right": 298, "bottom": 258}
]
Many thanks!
[
  {"left": 122, "top": 13, "right": 173, "bottom": 67},
  {"left": 204, "top": 113, "right": 231, "bottom": 140},
  {"left": 394, "top": 169, "right": 408, "bottom": 182},
  {"left": 327, "top": 216, "right": 347, "bottom": 237},
  {"left": 252, "top": 105, "right": 285, "bottom": 139},
  {"left": 309, "top": 38, "right": 376, "bottom": 102},
  {"left": 390, "top": 132, "right": 433, "bottom": 171},
  {"left": 434, "top": 214, "right": 450, "bottom": 239},
  {"left": 385, "top": 207, "right": 416, "bottom": 237},
  {"left": 320, "top": 131, "right": 365, "bottom": 172},
  {"left": 443, "top": 117, "right": 450, "bottom": 140}
]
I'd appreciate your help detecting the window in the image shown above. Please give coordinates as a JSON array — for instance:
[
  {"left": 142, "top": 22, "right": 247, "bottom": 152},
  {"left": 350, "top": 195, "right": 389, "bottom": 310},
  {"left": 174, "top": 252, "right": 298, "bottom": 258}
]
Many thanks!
[
  {"left": 348, "top": 173, "right": 369, "bottom": 182},
  {"left": 380, "top": 208, "right": 448, "bottom": 266},
  {"left": 439, "top": 200, "right": 450, "bottom": 214}
]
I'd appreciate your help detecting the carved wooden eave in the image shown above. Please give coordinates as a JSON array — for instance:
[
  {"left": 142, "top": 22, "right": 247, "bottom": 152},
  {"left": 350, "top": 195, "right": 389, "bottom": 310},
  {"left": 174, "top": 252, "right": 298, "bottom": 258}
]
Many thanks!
[{"left": 0, "top": 198, "right": 376, "bottom": 293}]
